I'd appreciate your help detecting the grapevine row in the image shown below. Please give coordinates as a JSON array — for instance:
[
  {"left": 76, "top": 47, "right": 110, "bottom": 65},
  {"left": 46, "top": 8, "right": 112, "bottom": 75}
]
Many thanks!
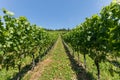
[
  {"left": 63, "top": 2, "right": 120, "bottom": 80},
  {"left": 0, "top": 9, "right": 57, "bottom": 79}
]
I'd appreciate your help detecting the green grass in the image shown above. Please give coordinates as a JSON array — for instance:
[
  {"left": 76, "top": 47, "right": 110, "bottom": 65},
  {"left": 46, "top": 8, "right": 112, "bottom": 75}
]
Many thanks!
[
  {"left": 2, "top": 36, "right": 119, "bottom": 80},
  {"left": 0, "top": 41, "right": 57, "bottom": 80},
  {"left": 72, "top": 52, "right": 120, "bottom": 80},
  {"left": 0, "top": 56, "right": 32, "bottom": 80},
  {"left": 39, "top": 37, "right": 76, "bottom": 80},
  {"left": 65, "top": 43, "right": 120, "bottom": 80}
]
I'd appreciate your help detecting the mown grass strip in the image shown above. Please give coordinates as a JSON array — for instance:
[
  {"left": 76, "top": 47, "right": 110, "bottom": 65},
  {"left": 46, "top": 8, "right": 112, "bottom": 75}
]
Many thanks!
[{"left": 39, "top": 37, "right": 76, "bottom": 80}]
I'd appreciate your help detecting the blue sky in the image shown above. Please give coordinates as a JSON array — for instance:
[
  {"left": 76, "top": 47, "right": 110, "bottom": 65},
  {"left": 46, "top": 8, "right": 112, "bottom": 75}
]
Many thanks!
[{"left": 0, "top": 0, "right": 112, "bottom": 29}]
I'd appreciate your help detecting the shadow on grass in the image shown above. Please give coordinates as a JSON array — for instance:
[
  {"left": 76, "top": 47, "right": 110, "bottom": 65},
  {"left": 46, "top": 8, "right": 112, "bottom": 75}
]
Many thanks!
[
  {"left": 107, "top": 59, "right": 120, "bottom": 68},
  {"left": 11, "top": 41, "right": 56, "bottom": 80},
  {"left": 62, "top": 41, "right": 96, "bottom": 80},
  {"left": 107, "top": 59, "right": 120, "bottom": 76}
]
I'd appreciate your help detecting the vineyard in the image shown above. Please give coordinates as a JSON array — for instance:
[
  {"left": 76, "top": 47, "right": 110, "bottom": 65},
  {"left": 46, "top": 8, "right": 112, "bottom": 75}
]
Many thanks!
[
  {"left": 63, "top": 2, "right": 120, "bottom": 80},
  {"left": 0, "top": 1, "right": 120, "bottom": 80},
  {"left": 0, "top": 8, "right": 58, "bottom": 80}
]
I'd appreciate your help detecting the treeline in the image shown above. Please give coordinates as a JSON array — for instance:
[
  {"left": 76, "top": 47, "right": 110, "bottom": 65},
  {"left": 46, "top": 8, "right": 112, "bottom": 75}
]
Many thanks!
[
  {"left": 63, "top": 2, "right": 120, "bottom": 80},
  {"left": 45, "top": 28, "right": 70, "bottom": 31}
]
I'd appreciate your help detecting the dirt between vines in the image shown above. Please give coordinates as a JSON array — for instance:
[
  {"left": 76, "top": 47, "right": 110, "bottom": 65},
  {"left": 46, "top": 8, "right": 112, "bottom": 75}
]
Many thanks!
[
  {"left": 28, "top": 57, "right": 52, "bottom": 80},
  {"left": 27, "top": 39, "right": 58, "bottom": 80}
]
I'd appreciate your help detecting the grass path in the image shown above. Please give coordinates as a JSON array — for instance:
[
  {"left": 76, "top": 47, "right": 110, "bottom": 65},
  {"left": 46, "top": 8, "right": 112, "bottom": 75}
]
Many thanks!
[
  {"left": 23, "top": 36, "right": 120, "bottom": 80},
  {"left": 38, "top": 37, "right": 76, "bottom": 80},
  {"left": 23, "top": 37, "right": 77, "bottom": 80}
]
